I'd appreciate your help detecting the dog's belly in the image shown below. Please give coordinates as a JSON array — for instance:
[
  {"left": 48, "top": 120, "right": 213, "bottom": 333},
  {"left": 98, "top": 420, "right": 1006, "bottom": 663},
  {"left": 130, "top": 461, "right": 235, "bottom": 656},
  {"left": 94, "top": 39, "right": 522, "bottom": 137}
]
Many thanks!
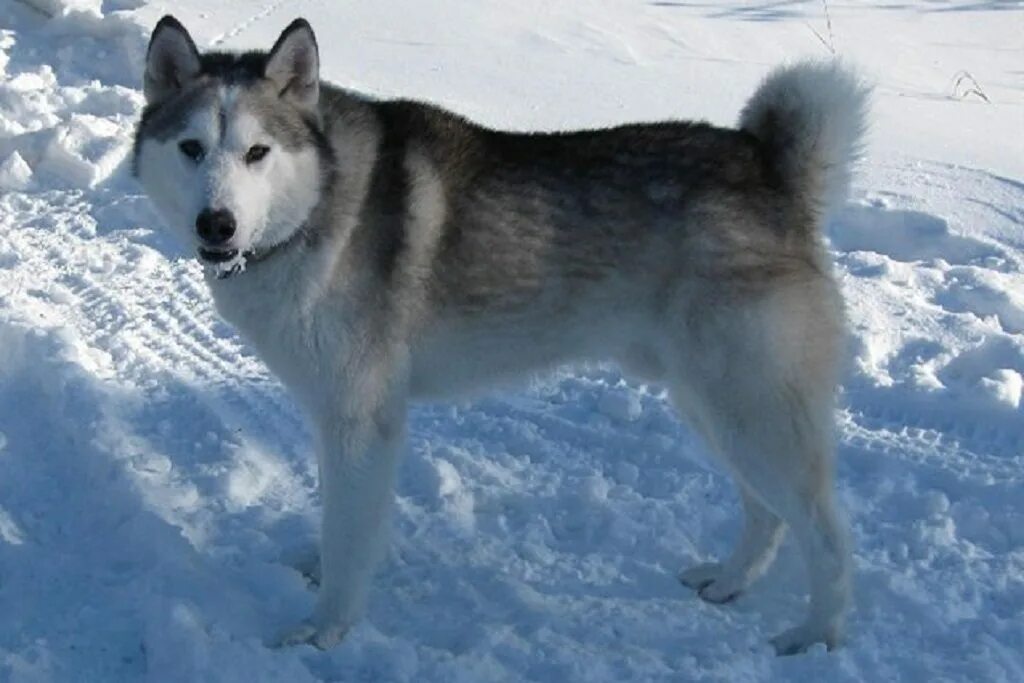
[
  {"left": 408, "top": 309, "right": 663, "bottom": 399},
  {"left": 409, "top": 328, "right": 570, "bottom": 399}
]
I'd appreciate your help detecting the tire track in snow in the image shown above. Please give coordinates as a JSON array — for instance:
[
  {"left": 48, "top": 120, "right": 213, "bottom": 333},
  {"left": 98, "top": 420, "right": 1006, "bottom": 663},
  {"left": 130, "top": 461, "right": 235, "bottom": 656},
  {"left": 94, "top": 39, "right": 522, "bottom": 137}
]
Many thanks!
[
  {"left": 0, "top": 198, "right": 309, "bottom": 455},
  {"left": 75, "top": 264, "right": 306, "bottom": 446}
]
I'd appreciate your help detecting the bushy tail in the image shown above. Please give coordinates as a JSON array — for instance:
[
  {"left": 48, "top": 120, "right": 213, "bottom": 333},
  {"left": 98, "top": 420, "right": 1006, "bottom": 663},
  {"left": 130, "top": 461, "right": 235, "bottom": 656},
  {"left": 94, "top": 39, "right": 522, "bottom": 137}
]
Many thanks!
[{"left": 739, "top": 61, "right": 869, "bottom": 219}]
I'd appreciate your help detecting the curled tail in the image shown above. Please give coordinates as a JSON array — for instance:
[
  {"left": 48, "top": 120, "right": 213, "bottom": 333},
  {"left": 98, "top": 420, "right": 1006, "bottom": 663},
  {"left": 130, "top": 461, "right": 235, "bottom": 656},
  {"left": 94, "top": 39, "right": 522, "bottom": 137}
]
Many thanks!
[{"left": 740, "top": 61, "right": 869, "bottom": 220}]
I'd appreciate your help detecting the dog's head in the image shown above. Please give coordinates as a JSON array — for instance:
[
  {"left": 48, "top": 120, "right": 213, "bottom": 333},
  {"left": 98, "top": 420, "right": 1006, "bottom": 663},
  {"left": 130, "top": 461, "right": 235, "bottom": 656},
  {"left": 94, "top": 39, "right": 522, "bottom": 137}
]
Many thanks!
[{"left": 133, "top": 16, "right": 329, "bottom": 274}]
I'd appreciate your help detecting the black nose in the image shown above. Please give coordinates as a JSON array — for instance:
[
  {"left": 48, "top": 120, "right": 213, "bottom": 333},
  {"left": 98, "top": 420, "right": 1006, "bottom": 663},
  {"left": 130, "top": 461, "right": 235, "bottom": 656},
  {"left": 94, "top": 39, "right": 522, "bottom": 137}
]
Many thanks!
[{"left": 195, "top": 208, "right": 236, "bottom": 245}]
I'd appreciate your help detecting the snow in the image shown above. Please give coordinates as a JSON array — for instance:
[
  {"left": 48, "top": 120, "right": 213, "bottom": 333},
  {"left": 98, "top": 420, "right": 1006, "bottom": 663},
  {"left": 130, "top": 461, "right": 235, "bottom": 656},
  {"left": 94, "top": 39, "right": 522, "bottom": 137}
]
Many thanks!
[
  {"left": 1, "top": 0, "right": 1023, "bottom": 681},
  {"left": 0, "top": 151, "right": 32, "bottom": 191}
]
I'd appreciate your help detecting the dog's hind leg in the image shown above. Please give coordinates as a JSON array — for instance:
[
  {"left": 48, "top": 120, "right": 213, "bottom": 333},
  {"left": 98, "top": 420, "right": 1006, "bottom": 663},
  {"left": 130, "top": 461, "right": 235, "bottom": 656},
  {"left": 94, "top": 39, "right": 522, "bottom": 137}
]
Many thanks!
[
  {"left": 679, "top": 485, "right": 785, "bottom": 603},
  {"left": 672, "top": 281, "right": 850, "bottom": 654},
  {"left": 722, "top": 433, "right": 850, "bottom": 656}
]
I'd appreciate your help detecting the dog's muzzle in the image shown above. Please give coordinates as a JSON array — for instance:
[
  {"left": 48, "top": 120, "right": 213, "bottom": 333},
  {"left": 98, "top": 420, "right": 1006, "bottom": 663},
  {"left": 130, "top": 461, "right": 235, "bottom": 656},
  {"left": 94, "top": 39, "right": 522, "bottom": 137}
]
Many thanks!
[
  {"left": 198, "top": 247, "right": 239, "bottom": 264},
  {"left": 197, "top": 247, "right": 247, "bottom": 279}
]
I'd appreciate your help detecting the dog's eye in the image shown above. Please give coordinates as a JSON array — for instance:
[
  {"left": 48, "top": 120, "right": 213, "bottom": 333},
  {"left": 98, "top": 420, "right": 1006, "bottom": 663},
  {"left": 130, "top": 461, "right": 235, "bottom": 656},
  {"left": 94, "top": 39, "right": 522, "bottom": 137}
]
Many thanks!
[
  {"left": 245, "top": 144, "right": 270, "bottom": 165},
  {"left": 178, "top": 139, "right": 204, "bottom": 163}
]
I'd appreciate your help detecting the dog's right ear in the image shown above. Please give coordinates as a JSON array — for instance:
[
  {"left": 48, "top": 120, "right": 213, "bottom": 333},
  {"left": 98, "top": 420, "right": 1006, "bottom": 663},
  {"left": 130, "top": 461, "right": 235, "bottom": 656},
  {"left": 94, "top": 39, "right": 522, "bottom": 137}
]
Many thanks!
[{"left": 144, "top": 16, "right": 201, "bottom": 105}]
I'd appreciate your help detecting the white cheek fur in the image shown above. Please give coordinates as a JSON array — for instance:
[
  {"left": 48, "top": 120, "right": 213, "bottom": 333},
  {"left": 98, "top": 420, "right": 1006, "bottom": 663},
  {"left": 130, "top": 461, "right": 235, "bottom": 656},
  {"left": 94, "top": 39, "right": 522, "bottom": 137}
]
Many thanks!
[
  {"left": 138, "top": 104, "right": 224, "bottom": 250},
  {"left": 220, "top": 110, "right": 322, "bottom": 251},
  {"left": 137, "top": 138, "right": 204, "bottom": 247},
  {"left": 257, "top": 146, "right": 321, "bottom": 248}
]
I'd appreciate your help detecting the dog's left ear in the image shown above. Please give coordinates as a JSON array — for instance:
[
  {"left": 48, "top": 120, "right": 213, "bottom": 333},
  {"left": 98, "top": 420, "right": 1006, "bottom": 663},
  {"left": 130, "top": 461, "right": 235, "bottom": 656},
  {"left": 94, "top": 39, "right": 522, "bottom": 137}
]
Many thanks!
[{"left": 266, "top": 19, "right": 320, "bottom": 112}]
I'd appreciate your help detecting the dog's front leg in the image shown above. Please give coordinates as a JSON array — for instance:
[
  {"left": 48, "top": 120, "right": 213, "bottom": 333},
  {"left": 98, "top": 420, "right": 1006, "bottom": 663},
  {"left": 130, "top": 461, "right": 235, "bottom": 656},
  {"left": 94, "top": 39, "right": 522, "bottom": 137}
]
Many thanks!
[{"left": 282, "top": 396, "right": 406, "bottom": 649}]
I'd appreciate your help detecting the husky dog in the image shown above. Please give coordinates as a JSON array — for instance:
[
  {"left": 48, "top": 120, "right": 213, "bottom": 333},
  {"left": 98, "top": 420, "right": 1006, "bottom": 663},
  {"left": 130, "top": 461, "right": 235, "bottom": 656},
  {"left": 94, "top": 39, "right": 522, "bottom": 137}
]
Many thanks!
[{"left": 134, "top": 15, "right": 867, "bottom": 655}]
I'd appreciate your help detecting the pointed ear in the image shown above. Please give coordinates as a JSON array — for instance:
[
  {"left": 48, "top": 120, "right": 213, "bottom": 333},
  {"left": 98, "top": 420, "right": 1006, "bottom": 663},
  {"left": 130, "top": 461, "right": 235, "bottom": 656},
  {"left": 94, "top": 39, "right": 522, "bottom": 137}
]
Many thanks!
[
  {"left": 144, "top": 16, "right": 201, "bottom": 105},
  {"left": 265, "top": 19, "right": 320, "bottom": 112}
]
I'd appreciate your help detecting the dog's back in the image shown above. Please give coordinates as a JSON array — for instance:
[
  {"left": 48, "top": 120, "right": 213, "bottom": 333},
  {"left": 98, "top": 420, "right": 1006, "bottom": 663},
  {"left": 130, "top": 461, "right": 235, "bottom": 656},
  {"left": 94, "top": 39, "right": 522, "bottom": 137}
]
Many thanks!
[{"left": 336, "top": 74, "right": 863, "bottom": 399}]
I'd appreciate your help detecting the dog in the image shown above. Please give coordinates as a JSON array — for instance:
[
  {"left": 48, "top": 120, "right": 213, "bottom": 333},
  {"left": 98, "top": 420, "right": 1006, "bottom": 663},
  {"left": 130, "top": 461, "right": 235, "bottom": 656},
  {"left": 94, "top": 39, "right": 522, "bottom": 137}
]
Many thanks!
[{"left": 133, "top": 15, "right": 867, "bottom": 655}]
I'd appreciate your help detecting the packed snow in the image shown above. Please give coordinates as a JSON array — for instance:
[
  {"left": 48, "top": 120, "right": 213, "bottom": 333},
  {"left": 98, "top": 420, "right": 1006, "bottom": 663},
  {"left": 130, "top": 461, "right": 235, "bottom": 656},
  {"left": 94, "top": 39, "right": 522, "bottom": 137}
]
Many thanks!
[{"left": 1, "top": 0, "right": 1022, "bottom": 681}]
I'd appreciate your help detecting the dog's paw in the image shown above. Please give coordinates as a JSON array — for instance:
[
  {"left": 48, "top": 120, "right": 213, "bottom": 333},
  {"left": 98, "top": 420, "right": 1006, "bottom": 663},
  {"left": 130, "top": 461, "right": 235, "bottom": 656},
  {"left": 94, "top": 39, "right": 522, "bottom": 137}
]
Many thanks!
[
  {"left": 679, "top": 562, "right": 745, "bottom": 603},
  {"left": 769, "top": 622, "right": 841, "bottom": 656},
  {"left": 697, "top": 578, "right": 743, "bottom": 604},
  {"left": 678, "top": 562, "right": 723, "bottom": 590},
  {"left": 275, "top": 620, "right": 350, "bottom": 650}
]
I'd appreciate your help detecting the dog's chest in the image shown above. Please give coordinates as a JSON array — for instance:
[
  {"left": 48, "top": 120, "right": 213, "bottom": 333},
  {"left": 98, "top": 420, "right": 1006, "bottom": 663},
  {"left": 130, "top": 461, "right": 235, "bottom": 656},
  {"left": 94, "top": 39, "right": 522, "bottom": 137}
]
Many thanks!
[{"left": 208, "top": 267, "right": 341, "bottom": 410}]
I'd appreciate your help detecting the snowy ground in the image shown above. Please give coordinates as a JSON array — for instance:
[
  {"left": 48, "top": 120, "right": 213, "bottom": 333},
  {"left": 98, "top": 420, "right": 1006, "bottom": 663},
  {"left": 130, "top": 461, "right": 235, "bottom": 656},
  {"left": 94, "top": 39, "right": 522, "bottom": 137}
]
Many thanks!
[{"left": 1, "top": 0, "right": 1023, "bottom": 681}]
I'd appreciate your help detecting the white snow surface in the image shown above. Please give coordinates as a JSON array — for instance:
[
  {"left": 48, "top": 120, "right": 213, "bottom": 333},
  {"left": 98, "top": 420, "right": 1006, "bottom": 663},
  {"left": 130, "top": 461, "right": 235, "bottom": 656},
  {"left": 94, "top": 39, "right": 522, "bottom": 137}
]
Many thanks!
[{"left": 1, "top": 1, "right": 1023, "bottom": 681}]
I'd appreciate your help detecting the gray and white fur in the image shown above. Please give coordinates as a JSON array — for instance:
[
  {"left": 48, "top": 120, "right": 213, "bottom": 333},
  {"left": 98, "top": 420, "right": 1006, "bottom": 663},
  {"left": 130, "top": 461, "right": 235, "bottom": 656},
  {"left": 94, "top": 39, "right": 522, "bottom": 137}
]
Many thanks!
[{"left": 133, "top": 16, "right": 869, "bottom": 655}]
